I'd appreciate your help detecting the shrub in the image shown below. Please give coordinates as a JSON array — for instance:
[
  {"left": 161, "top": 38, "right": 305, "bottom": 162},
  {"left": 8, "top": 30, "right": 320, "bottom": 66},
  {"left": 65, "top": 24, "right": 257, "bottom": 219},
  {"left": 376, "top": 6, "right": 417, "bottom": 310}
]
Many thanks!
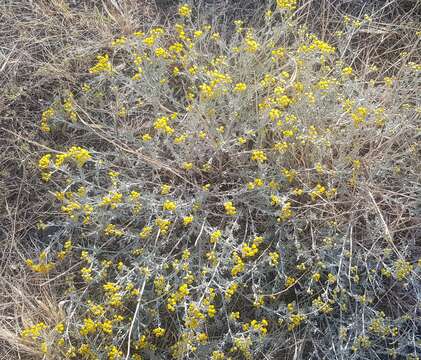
[{"left": 19, "top": 1, "right": 420, "bottom": 359}]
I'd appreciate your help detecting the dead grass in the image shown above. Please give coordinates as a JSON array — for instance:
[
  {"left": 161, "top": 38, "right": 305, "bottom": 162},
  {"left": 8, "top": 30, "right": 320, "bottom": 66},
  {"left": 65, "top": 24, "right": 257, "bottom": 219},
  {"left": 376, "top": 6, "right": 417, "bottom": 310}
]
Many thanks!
[{"left": 0, "top": 277, "right": 65, "bottom": 359}]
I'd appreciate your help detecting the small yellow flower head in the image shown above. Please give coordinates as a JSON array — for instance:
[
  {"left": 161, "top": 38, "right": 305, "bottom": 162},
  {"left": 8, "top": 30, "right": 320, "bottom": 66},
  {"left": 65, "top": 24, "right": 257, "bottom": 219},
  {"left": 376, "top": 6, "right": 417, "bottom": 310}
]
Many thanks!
[
  {"left": 271, "top": 195, "right": 280, "bottom": 206},
  {"left": 234, "top": 19, "right": 244, "bottom": 28},
  {"left": 253, "top": 178, "right": 264, "bottom": 187},
  {"left": 129, "top": 191, "right": 141, "bottom": 202},
  {"left": 342, "top": 66, "right": 353, "bottom": 76},
  {"left": 211, "top": 351, "right": 225, "bottom": 360},
  {"left": 226, "top": 282, "right": 238, "bottom": 300},
  {"left": 351, "top": 106, "right": 369, "bottom": 127},
  {"left": 142, "top": 133, "right": 152, "bottom": 142},
  {"left": 154, "top": 116, "right": 174, "bottom": 135},
  {"left": 21, "top": 322, "right": 48, "bottom": 340},
  {"left": 310, "top": 184, "right": 326, "bottom": 201},
  {"left": 237, "top": 136, "right": 247, "bottom": 144},
  {"left": 55, "top": 322, "right": 65, "bottom": 333},
  {"left": 183, "top": 216, "right": 194, "bottom": 226},
  {"left": 242, "top": 242, "right": 259, "bottom": 258},
  {"left": 81, "top": 267, "right": 93, "bottom": 282},
  {"left": 327, "top": 273, "right": 337, "bottom": 284},
  {"left": 89, "top": 54, "right": 112, "bottom": 74},
  {"left": 182, "top": 162, "right": 193, "bottom": 170},
  {"left": 285, "top": 276, "right": 297, "bottom": 288},
  {"left": 41, "top": 108, "right": 54, "bottom": 132},
  {"left": 224, "top": 201, "right": 237, "bottom": 216},
  {"left": 315, "top": 162, "right": 324, "bottom": 174},
  {"left": 211, "top": 32, "right": 221, "bottom": 41},
  {"left": 394, "top": 259, "right": 413, "bottom": 281},
  {"left": 269, "top": 108, "right": 282, "bottom": 121},
  {"left": 111, "top": 36, "right": 127, "bottom": 47},
  {"left": 207, "top": 304, "right": 216, "bottom": 318},
  {"left": 210, "top": 230, "right": 222, "bottom": 244},
  {"left": 251, "top": 150, "right": 267, "bottom": 163},
  {"left": 269, "top": 251, "right": 280, "bottom": 266},
  {"left": 163, "top": 200, "right": 177, "bottom": 211},
  {"left": 152, "top": 327, "right": 166, "bottom": 337},
  {"left": 384, "top": 76, "right": 394, "bottom": 88},
  {"left": 100, "top": 319, "right": 113, "bottom": 334},
  {"left": 277, "top": 0, "right": 297, "bottom": 11},
  {"left": 80, "top": 318, "right": 97, "bottom": 336},
  {"left": 197, "top": 332, "right": 208, "bottom": 343},
  {"left": 208, "top": 124, "right": 221, "bottom": 134},
  {"left": 312, "top": 272, "right": 321, "bottom": 281},
  {"left": 234, "top": 82, "right": 247, "bottom": 92},
  {"left": 178, "top": 4, "right": 192, "bottom": 17},
  {"left": 159, "top": 184, "right": 171, "bottom": 195},
  {"left": 67, "top": 146, "right": 92, "bottom": 167},
  {"left": 230, "top": 311, "right": 240, "bottom": 320},
  {"left": 107, "top": 345, "right": 123, "bottom": 360},
  {"left": 104, "top": 223, "right": 124, "bottom": 237},
  {"left": 38, "top": 154, "right": 51, "bottom": 170},
  {"left": 40, "top": 341, "right": 48, "bottom": 354},
  {"left": 139, "top": 226, "right": 152, "bottom": 239}
]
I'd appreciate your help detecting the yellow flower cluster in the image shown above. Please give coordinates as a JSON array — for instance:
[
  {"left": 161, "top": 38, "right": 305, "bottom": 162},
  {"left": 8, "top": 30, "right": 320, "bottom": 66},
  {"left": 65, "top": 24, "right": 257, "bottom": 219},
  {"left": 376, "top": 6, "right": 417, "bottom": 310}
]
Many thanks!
[
  {"left": 80, "top": 317, "right": 97, "bottom": 336},
  {"left": 21, "top": 322, "right": 47, "bottom": 340},
  {"left": 57, "top": 240, "right": 73, "bottom": 260},
  {"left": 183, "top": 215, "right": 194, "bottom": 226},
  {"left": 288, "top": 313, "right": 307, "bottom": 331},
  {"left": 225, "top": 282, "right": 238, "bottom": 300},
  {"left": 38, "top": 154, "right": 51, "bottom": 170},
  {"left": 139, "top": 225, "right": 152, "bottom": 239},
  {"left": 247, "top": 178, "right": 264, "bottom": 190},
  {"left": 234, "top": 82, "right": 247, "bottom": 92},
  {"left": 160, "top": 184, "right": 171, "bottom": 195},
  {"left": 224, "top": 201, "right": 237, "bottom": 216},
  {"left": 247, "top": 318, "right": 269, "bottom": 335},
  {"left": 112, "top": 36, "right": 127, "bottom": 47},
  {"left": 178, "top": 4, "right": 192, "bottom": 17},
  {"left": 104, "top": 224, "right": 124, "bottom": 237},
  {"left": 351, "top": 106, "right": 369, "bottom": 127},
  {"left": 89, "top": 54, "right": 112, "bottom": 74},
  {"left": 269, "top": 251, "right": 280, "bottom": 266},
  {"left": 55, "top": 146, "right": 92, "bottom": 168},
  {"left": 40, "top": 107, "right": 54, "bottom": 132},
  {"left": 185, "top": 303, "right": 205, "bottom": 329},
  {"left": 155, "top": 218, "right": 171, "bottom": 234},
  {"left": 277, "top": 0, "right": 297, "bottom": 10},
  {"left": 154, "top": 115, "right": 174, "bottom": 135},
  {"left": 310, "top": 184, "right": 326, "bottom": 201},
  {"left": 278, "top": 201, "right": 293, "bottom": 221},
  {"left": 245, "top": 32, "right": 260, "bottom": 53},
  {"left": 241, "top": 236, "right": 263, "bottom": 258},
  {"left": 312, "top": 296, "right": 334, "bottom": 314},
  {"left": 163, "top": 199, "right": 177, "bottom": 211},
  {"left": 107, "top": 345, "right": 123, "bottom": 360},
  {"left": 231, "top": 252, "right": 245, "bottom": 276},
  {"left": 81, "top": 267, "right": 93, "bottom": 282},
  {"left": 394, "top": 259, "right": 413, "bottom": 281},
  {"left": 63, "top": 94, "right": 77, "bottom": 122},
  {"left": 26, "top": 251, "right": 55, "bottom": 273},
  {"left": 100, "top": 191, "right": 123, "bottom": 208},
  {"left": 167, "top": 283, "right": 189, "bottom": 312},
  {"left": 152, "top": 327, "right": 166, "bottom": 337},
  {"left": 251, "top": 149, "right": 267, "bottom": 162}
]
